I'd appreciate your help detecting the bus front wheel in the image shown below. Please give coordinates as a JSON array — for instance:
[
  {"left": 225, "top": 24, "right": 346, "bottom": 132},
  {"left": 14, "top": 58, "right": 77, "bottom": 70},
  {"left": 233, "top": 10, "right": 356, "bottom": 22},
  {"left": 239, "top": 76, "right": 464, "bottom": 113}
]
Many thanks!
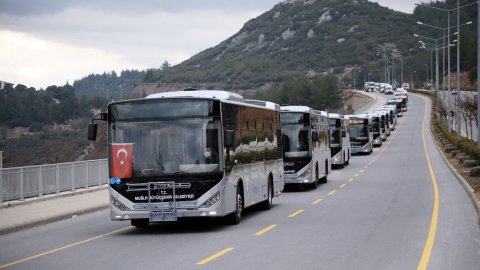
[
  {"left": 131, "top": 219, "right": 149, "bottom": 228},
  {"left": 225, "top": 185, "right": 243, "bottom": 225}
]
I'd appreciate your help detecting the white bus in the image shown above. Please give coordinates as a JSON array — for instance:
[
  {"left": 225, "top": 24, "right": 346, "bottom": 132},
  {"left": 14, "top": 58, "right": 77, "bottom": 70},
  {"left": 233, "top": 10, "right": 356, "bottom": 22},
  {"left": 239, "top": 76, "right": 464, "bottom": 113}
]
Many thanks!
[
  {"left": 88, "top": 90, "right": 284, "bottom": 227},
  {"left": 377, "top": 110, "right": 390, "bottom": 139},
  {"left": 379, "top": 105, "right": 397, "bottom": 131},
  {"left": 328, "top": 113, "right": 351, "bottom": 168},
  {"left": 365, "top": 112, "right": 383, "bottom": 147},
  {"left": 345, "top": 114, "right": 374, "bottom": 155},
  {"left": 280, "top": 106, "right": 331, "bottom": 188}
]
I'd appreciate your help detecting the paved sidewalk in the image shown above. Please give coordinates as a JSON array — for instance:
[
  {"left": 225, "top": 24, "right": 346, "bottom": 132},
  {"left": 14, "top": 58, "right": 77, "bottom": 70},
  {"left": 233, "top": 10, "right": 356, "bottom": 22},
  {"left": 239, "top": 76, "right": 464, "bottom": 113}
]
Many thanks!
[{"left": 0, "top": 187, "right": 109, "bottom": 235}]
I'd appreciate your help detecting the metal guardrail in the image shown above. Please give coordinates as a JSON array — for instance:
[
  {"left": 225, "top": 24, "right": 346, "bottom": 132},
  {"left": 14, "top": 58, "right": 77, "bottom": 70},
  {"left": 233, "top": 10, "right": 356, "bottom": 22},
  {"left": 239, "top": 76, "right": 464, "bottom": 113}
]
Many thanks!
[{"left": 0, "top": 159, "right": 108, "bottom": 203}]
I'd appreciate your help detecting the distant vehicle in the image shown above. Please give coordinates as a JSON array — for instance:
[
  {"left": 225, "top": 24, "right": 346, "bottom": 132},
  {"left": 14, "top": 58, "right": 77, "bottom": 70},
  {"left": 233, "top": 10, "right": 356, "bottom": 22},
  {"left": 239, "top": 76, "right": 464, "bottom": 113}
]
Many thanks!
[
  {"left": 328, "top": 113, "right": 351, "bottom": 168},
  {"left": 376, "top": 110, "right": 390, "bottom": 139},
  {"left": 401, "top": 83, "right": 410, "bottom": 90},
  {"left": 364, "top": 81, "right": 377, "bottom": 92},
  {"left": 386, "top": 99, "right": 403, "bottom": 117},
  {"left": 384, "top": 84, "right": 394, "bottom": 94},
  {"left": 451, "top": 89, "right": 458, "bottom": 95},
  {"left": 379, "top": 105, "right": 397, "bottom": 131},
  {"left": 345, "top": 114, "right": 373, "bottom": 155},
  {"left": 280, "top": 106, "right": 331, "bottom": 188},
  {"left": 396, "top": 87, "right": 407, "bottom": 93},
  {"left": 394, "top": 95, "right": 408, "bottom": 111},
  {"left": 87, "top": 90, "right": 284, "bottom": 227},
  {"left": 394, "top": 91, "right": 408, "bottom": 103},
  {"left": 365, "top": 112, "right": 383, "bottom": 147}
]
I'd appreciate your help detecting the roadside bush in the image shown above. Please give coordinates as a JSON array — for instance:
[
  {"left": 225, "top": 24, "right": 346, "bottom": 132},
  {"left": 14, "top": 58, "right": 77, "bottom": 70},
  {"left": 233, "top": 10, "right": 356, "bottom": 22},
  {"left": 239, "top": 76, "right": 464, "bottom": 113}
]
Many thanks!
[{"left": 435, "top": 118, "right": 480, "bottom": 161}]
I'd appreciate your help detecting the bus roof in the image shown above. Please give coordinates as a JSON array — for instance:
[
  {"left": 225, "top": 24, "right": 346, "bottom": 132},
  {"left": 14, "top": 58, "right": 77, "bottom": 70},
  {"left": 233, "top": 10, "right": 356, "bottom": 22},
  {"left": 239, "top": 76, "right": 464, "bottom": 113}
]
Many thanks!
[
  {"left": 317, "top": 110, "right": 329, "bottom": 117},
  {"left": 328, "top": 113, "right": 342, "bottom": 119},
  {"left": 345, "top": 113, "right": 371, "bottom": 119},
  {"left": 281, "top": 105, "right": 313, "bottom": 113},
  {"left": 365, "top": 111, "right": 381, "bottom": 117},
  {"left": 245, "top": 99, "right": 281, "bottom": 111},
  {"left": 146, "top": 90, "right": 244, "bottom": 103}
]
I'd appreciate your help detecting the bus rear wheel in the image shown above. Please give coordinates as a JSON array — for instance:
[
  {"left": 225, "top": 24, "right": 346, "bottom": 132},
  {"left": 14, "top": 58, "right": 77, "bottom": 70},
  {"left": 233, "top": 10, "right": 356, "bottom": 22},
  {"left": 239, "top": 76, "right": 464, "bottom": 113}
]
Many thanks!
[
  {"left": 259, "top": 178, "right": 273, "bottom": 210},
  {"left": 320, "top": 160, "right": 328, "bottom": 183}
]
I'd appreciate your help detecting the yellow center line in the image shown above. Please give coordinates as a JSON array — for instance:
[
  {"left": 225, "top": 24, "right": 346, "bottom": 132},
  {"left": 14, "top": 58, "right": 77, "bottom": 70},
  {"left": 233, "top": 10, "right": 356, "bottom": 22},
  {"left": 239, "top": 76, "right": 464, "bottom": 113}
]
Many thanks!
[
  {"left": 364, "top": 165, "right": 369, "bottom": 169},
  {"left": 196, "top": 247, "right": 234, "bottom": 265},
  {"left": 417, "top": 96, "right": 440, "bottom": 270},
  {"left": 347, "top": 178, "right": 354, "bottom": 182},
  {"left": 288, "top": 209, "right": 304, "bottom": 218},
  {"left": 339, "top": 184, "right": 347, "bottom": 189},
  {"left": 354, "top": 173, "right": 359, "bottom": 177},
  {"left": 311, "top": 198, "right": 323, "bottom": 205},
  {"left": 328, "top": 190, "right": 337, "bottom": 196},
  {"left": 254, "top": 224, "right": 277, "bottom": 236},
  {"left": 359, "top": 169, "right": 364, "bottom": 173},
  {"left": 368, "top": 162, "right": 373, "bottom": 166},
  {"left": 0, "top": 226, "right": 131, "bottom": 269}
]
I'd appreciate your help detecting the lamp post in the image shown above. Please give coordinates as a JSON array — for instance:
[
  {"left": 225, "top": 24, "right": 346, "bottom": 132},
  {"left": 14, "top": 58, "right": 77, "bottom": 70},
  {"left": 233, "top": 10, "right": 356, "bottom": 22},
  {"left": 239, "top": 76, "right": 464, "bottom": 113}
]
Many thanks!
[
  {"left": 411, "top": 70, "right": 416, "bottom": 89},
  {"left": 425, "top": 64, "right": 428, "bottom": 87},
  {"left": 415, "top": 0, "right": 478, "bottom": 135},
  {"left": 415, "top": 33, "right": 456, "bottom": 113},
  {"left": 417, "top": 19, "right": 473, "bottom": 132}
]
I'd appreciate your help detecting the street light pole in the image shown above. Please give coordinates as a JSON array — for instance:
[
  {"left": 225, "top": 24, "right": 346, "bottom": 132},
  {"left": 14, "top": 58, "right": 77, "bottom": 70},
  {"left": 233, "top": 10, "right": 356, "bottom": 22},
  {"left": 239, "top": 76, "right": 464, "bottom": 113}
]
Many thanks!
[
  {"left": 456, "top": 0, "right": 461, "bottom": 139},
  {"left": 411, "top": 70, "right": 416, "bottom": 88},
  {"left": 435, "top": 39, "right": 440, "bottom": 107},
  {"left": 478, "top": 0, "right": 480, "bottom": 146},
  {"left": 353, "top": 67, "right": 356, "bottom": 90},
  {"left": 448, "top": 12, "right": 452, "bottom": 131},
  {"left": 415, "top": 1, "right": 478, "bottom": 132},
  {"left": 401, "top": 56, "right": 404, "bottom": 87},
  {"left": 425, "top": 64, "right": 428, "bottom": 87}
]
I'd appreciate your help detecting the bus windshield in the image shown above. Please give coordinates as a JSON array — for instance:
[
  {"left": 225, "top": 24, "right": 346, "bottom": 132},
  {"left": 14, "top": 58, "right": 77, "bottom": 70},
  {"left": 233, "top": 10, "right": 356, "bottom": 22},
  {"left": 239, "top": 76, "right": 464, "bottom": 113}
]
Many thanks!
[
  {"left": 329, "top": 119, "right": 341, "bottom": 147},
  {"left": 109, "top": 117, "right": 222, "bottom": 177},
  {"left": 281, "top": 124, "right": 310, "bottom": 158},
  {"left": 349, "top": 124, "right": 368, "bottom": 138}
]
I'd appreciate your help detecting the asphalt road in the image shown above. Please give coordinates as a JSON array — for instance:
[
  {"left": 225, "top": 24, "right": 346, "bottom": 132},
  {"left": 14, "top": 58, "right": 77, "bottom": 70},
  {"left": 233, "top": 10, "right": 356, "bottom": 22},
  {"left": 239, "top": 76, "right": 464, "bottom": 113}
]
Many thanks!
[{"left": 1, "top": 94, "right": 479, "bottom": 270}]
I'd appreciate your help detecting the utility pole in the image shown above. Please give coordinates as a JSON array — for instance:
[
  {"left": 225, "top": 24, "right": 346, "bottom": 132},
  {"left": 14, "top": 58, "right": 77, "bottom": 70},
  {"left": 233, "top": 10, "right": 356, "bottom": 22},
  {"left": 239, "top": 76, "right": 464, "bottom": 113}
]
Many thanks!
[
  {"left": 477, "top": 1, "right": 480, "bottom": 146},
  {"left": 456, "top": 0, "right": 461, "bottom": 139}
]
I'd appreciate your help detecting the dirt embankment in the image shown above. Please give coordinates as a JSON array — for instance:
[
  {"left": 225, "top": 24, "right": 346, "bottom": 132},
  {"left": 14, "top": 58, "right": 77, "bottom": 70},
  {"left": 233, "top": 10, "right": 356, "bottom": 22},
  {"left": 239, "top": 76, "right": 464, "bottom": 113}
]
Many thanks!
[{"left": 342, "top": 90, "right": 373, "bottom": 114}]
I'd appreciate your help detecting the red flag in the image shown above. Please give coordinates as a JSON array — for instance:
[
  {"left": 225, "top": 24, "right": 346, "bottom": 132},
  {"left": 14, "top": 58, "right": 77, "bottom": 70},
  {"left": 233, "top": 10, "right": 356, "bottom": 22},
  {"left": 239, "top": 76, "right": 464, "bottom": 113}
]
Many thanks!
[{"left": 111, "top": 143, "right": 133, "bottom": 178}]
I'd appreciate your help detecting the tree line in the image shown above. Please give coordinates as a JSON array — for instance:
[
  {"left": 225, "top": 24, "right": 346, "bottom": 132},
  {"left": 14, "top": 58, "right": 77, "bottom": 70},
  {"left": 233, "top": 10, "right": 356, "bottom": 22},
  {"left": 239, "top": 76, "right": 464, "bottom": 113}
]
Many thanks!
[
  {"left": 250, "top": 74, "right": 342, "bottom": 111},
  {"left": 0, "top": 84, "right": 104, "bottom": 129}
]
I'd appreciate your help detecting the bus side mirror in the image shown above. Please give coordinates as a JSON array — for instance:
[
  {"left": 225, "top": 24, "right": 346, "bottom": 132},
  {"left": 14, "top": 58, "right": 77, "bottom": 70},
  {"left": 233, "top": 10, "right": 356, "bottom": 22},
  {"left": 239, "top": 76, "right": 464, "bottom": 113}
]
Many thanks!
[
  {"left": 88, "top": 124, "right": 98, "bottom": 141},
  {"left": 224, "top": 130, "right": 234, "bottom": 148},
  {"left": 312, "top": 131, "right": 319, "bottom": 142},
  {"left": 341, "top": 130, "right": 346, "bottom": 137}
]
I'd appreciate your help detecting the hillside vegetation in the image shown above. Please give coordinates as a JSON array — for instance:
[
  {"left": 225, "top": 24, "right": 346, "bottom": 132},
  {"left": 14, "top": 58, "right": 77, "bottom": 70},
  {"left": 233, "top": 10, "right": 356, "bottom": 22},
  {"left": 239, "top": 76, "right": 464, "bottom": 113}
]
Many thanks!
[{"left": 1, "top": 0, "right": 478, "bottom": 168}]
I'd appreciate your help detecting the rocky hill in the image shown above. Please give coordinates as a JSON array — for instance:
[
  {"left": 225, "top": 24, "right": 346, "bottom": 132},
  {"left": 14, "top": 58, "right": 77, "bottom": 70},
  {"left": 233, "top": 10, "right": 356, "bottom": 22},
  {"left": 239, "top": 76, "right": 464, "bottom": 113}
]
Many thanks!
[{"left": 137, "top": 0, "right": 423, "bottom": 95}]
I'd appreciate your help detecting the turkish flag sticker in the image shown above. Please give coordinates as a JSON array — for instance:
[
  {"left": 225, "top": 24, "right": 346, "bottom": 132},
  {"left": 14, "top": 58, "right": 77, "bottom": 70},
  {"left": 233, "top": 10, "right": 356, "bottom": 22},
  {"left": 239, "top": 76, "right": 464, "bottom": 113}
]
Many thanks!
[{"left": 111, "top": 143, "right": 133, "bottom": 179}]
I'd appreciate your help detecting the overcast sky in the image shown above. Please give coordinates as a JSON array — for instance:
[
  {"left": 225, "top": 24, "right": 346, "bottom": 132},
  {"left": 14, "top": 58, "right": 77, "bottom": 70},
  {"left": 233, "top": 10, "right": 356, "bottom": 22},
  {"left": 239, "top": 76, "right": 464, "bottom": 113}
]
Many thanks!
[{"left": 0, "top": 0, "right": 418, "bottom": 89}]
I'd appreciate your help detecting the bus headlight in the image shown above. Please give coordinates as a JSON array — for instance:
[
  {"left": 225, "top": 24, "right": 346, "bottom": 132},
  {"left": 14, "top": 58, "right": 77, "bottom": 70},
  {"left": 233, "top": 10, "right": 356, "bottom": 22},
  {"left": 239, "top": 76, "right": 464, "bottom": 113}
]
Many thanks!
[
  {"left": 111, "top": 196, "right": 130, "bottom": 211},
  {"left": 299, "top": 168, "right": 311, "bottom": 178},
  {"left": 199, "top": 191, "right": 221, "bottom": 208}
]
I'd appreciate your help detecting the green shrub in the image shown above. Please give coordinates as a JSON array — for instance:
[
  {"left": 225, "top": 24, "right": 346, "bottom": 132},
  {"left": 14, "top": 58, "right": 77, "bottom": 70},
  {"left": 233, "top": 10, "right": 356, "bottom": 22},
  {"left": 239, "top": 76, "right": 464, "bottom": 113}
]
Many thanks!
[{"left": 435, "top": 118, "right": 480, "bottom": 161}]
